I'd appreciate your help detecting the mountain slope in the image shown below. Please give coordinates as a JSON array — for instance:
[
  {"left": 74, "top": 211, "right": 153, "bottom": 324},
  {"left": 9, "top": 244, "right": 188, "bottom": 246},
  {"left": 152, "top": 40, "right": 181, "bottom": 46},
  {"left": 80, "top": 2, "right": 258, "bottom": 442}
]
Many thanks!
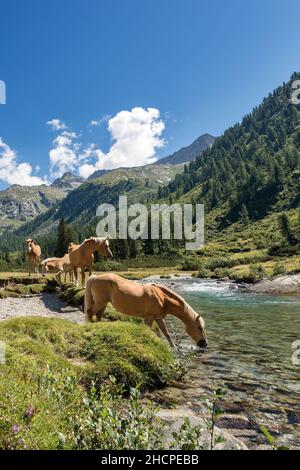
[
  {"left": 165, "top": 72, "right": 300, "bottom": 244},
  {"left": 51, "top": 171, "right": 85, "bottom": 191},
  {"left": 157, "top": 133, "right": 215, "bottom": 165},
  {"left": 2, "top": 163, "right": 184, "bottom": 247},
  {"left": 0, "top": 184, "right": 66, "bottom": 233},
  {"left": 0, "top": 172, "right": 84, "bottom": 233}
]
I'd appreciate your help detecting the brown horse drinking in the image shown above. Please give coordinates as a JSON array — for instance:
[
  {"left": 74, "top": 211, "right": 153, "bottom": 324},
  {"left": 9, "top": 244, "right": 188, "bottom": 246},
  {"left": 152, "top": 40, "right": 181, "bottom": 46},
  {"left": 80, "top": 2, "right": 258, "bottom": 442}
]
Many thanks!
[
  {"left": 26, "top": 239, "right": 41, "bottom": 276},
  {"left": 69, "top": 237, "right": 113, "bottom": 285},
  {"left": 84, "top": 273, "right": 208, "bottom": 348}
]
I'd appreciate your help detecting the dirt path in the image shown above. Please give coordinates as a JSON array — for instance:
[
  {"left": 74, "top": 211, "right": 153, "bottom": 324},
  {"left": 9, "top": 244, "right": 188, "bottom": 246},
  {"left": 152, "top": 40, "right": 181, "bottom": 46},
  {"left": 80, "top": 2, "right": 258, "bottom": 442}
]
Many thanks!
[{"left": 0, "top": 293, "right": 83, "bottom": 323}]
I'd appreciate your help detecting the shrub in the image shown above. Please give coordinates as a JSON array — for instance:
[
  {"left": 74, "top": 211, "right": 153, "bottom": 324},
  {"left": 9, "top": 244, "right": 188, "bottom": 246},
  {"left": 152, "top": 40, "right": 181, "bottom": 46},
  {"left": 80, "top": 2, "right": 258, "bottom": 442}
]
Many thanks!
[
  {"left": 250, "top": 264, "right": 266, "bottom": 280},
  {"left": 272, "top": 263, "right": 287, "bottom": 277},
  {"left": 212, "top": 268, "right": 230, "bottom": 279},
  {"left": 180, "top": 258, "right": 200, "bottom": 271},
  {"left": 196, "top": 267, "right": 209, "bottom": 278}
]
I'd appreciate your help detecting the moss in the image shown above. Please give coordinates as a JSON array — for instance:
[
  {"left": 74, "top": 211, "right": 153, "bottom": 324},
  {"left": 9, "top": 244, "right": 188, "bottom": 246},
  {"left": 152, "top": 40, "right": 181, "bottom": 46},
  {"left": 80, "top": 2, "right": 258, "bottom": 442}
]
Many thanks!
[
  {"left": 59, "top": 284, "right": 85, "bottom": 307},
  {"left": 0, "top": 316, "right": 174, "bottom": 389},
  {"left": 0, "top": 316, "right": 174, "bottom": 449},
  {"left": 4, "top": 283, "right": 46, "bottom": 296},
  {"left": 0, "top": 290, "right": 20, "bottom": 299}
]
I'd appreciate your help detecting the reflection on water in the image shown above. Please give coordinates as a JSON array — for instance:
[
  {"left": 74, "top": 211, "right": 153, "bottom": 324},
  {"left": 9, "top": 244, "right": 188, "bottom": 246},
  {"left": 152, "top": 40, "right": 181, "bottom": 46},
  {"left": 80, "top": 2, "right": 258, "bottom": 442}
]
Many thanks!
[{"left": 167, "top": 279, "right": 300, "bottom": 447}]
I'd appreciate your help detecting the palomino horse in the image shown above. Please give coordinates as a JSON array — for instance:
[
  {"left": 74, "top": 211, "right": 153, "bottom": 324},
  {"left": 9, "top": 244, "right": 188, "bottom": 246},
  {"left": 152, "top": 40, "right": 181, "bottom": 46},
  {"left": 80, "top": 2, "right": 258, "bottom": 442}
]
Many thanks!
[
  {"left": 69, "top": 237, "right": 113, "bottom": 285},
  {"left": 68, "top": 242, "right": 94, "bottom": 273},
  {"left": 26, "top": 239, "right": 41, "bottom": 276},
  {"left": 68, "top": 242, "right": 80, "bottom": 253},
  {"left": 41, "top": 254, "right": 73, "bottom": 286},
  {"left": 84, "top": 273, "right": 208, "bottom": 348}
]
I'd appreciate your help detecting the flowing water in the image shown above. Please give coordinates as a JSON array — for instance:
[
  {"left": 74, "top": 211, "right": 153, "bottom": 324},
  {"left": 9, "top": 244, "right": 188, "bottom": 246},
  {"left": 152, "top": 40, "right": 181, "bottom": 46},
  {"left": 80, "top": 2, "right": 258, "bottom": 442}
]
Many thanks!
[{"left": 154, "top": 278, "right": 300, "bottom": 448}]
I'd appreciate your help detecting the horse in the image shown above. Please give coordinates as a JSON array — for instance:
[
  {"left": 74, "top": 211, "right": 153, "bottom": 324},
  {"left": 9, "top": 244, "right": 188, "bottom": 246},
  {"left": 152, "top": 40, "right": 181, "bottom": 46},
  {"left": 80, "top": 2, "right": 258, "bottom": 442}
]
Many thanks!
[
  {"left": 69, "top": 237, "right": 113, "bottom": 285},
  {"left": 68, "top": 242, "right": 80, "bottom": 253},
  {"left": 26, "top": 239, "right": 41, "bottom": 276},
  {"left": 84, "top": 273, "right": 208, "bottom": 349},
  {"left": 41, "top": 254, "right": 73, "bottom": 286}
]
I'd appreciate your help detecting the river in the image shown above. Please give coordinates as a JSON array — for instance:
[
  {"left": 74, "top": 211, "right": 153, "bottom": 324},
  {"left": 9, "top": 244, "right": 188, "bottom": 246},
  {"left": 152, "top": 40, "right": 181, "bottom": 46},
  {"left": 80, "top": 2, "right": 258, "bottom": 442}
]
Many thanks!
[{"left": 149, "top": 277, "right": 300, "bottom": 449}]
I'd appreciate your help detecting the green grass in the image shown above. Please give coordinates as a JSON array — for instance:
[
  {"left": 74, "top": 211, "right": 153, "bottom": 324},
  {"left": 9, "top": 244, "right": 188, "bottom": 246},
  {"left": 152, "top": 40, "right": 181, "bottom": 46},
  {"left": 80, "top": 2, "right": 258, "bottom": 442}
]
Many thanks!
[{"left": 0, "top": 316, "right": 174, "bottom": 449}]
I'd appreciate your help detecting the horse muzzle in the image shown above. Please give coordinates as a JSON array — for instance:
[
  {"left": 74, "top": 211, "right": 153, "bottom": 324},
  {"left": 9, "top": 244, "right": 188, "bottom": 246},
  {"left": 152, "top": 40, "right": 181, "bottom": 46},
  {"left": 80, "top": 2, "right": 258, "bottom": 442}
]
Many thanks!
[{"left": 197, "top": 339, "right": 208, "bottom": 349}]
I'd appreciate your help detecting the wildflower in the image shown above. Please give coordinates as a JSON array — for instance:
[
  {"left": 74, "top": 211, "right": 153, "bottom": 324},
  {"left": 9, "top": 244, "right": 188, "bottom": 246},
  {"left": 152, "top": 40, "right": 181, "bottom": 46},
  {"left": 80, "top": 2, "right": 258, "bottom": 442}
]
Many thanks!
[
  {"left": 12, "top": 424, "right": 20, "bottom": 433},
  {"left": 24, "top": 406, "right": 35, "bottom": 420}
]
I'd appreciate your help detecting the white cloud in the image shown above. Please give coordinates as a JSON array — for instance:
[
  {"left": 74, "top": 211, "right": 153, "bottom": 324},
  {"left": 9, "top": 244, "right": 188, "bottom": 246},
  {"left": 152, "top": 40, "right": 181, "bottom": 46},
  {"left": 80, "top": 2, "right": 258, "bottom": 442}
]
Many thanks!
[
  {"left": 49, "top": 131, "right": 79, "bottom": 178},
  {"left": 79, "top": 107, "right": 165, "bottom": 177},
  {"left": 47, "top": 118, "right": 67, "bottom": 131},
  {"left": 0, "top": 138, "right": 47, "bottom": 186},
  {"left": 46, "top": 107, "right": 166, "bottom": 179},
  {"left": 90, "top": 120, "right": 100, "bottom": 127},
  {"left": 89, "top": 115, "right": 111, "bottom": 127}
]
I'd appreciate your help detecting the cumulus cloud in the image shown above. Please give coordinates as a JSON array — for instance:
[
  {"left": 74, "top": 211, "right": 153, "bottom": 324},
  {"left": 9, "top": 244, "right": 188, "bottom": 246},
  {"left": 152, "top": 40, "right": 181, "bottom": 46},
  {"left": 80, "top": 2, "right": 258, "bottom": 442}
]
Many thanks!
[
  {"left": 79, "top": 107, "right": 165, "bottom": 177},
  {"left": 49, "top": 131, "right": 79, "bottom": 178},
  {"left": 46, "top": 107, "right": 166, "bottom": 179},
  {"left": 0, "top": 138, "right": 47, "bottom": 186},
  {"left": 47, "top": 118, "right": 67, "bottom": 131}
]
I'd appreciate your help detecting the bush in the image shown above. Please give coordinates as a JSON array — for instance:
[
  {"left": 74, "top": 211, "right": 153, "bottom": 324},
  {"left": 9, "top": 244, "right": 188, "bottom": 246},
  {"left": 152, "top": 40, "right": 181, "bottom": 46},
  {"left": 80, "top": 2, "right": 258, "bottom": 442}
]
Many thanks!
[
  {"left": 180, "top": 258, "right": 200, "bottom": 271},
  {"left": 272, "top": 263, "right": 287, "bottom": 276},
  {"left": 250, "top": 264, "right": 266, "bottom": 280},
  {"left": 212, "top": 268, "right": 230, "bottom": 279},
  {"left": 196, "top": 266, "right": 210, "bottom": 278}
]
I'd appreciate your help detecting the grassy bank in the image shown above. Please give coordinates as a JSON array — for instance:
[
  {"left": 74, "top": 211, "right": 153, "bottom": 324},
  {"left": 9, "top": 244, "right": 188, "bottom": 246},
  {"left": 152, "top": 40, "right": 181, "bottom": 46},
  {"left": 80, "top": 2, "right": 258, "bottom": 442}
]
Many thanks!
[{"left": 0, "top": 316, "right": 175, "bottom": 449}]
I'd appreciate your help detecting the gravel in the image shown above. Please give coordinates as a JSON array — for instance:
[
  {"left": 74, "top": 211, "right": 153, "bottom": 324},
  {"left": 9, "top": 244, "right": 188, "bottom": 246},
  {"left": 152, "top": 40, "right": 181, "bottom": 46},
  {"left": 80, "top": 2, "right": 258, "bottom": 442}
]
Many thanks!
[{"left": 0, "top": 293, "right": 84, "bottom": 323}]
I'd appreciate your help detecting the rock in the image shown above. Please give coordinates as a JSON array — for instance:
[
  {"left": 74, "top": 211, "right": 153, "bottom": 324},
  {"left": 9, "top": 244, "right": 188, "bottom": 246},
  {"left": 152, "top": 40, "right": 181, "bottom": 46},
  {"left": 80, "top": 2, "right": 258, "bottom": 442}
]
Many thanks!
[
  {"left": 247, "top": 274, "right": 300, "bottom": 295},
  {"left": 158, "top": 407, "right": 248, "bottom": 450}
]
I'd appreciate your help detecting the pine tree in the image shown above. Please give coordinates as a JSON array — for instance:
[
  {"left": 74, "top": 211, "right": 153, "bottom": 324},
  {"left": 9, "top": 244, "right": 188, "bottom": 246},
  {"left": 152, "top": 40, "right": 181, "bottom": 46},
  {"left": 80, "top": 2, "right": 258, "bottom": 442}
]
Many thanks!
[
  {"left": 54, "top": 218, "right": 74, "bottom": 257},
  {"left": 279, "top": 213, "right": 296, "bottom": 245},
  {"left": 240, "top": 204, "right": 250, "bottom": 226}
]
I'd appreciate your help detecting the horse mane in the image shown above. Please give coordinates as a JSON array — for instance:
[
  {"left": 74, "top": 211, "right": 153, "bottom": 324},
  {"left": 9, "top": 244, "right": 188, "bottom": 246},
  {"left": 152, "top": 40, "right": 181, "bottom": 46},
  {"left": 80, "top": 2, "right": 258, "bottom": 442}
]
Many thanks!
[
  {"left": 80, "top": 237, "right": 104, "bottom": 247},
  {"left": 151, "top": 283, "right": 198, "bottom": 320}
]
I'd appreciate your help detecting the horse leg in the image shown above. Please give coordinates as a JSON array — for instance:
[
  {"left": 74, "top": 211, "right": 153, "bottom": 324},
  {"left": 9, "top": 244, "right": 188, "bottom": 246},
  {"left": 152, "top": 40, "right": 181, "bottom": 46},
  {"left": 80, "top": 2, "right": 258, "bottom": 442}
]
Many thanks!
[
  {"left": 81, "top": 268, "right": 85, "bottom": 286},
  {"left": 96, "top": 305, "right": 107, "bottom": 322},
  {"left": 73, "top": 267, "right": 78, "bottom": 286},
  {"left": 55, "top": 271, "right": 62, "bottom": 288},
  {"left": 144, "top": 317, "right": 154, "bottom": 328},
  {"left": 156, "top": 319, "right": 175, "bottom": 348},
  {"left": 35, "top": 258, "right": 39, "bottom": 276}
]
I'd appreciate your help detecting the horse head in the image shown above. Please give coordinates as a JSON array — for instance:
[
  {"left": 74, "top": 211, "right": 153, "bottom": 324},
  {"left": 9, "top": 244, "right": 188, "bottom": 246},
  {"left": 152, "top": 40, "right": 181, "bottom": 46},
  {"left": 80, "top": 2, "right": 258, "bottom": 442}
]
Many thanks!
[
  {"left": 185, "top": 313, "right": 208, "bottom": 349},
  {"left": 68, "top": 242, "right": 77, "bottom": 253},
  {"left": 26, "top": 238, "right": 34, "bottom": 252},
  {"left": 85, "top": 237, "right": 113, "bottom": 259}
]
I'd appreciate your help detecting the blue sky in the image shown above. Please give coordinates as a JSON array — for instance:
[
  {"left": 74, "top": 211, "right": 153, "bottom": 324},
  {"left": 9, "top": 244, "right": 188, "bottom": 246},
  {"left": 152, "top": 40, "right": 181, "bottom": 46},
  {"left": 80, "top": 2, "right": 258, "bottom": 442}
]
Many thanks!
[{"left": 0, "top": 0, "right": 299, "bottom": 187}]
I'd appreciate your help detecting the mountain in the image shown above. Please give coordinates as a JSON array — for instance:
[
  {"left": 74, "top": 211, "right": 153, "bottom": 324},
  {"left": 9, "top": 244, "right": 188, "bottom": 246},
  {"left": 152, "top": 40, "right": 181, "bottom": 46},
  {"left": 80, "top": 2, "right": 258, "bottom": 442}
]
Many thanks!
[
  {"left": 0, "top": 172, "right": 84, "bottom": 234},
  {"left": 0, "top": 184, "right": 67, "bottom": 233},
  {"left": 87, "top": 169, "right": 110, "bottom": 181},
  {"left": 51, "top": 171, "right": 85, "bottom": 191},
  {"left": 157, "top": 133, "right": 215, "bottom": 165},
  {"left": 0, "top": 163, "right": 184, "bottom": 250},
  {"left": 163, "top": 72, "right": 300, "bottom": 249}
]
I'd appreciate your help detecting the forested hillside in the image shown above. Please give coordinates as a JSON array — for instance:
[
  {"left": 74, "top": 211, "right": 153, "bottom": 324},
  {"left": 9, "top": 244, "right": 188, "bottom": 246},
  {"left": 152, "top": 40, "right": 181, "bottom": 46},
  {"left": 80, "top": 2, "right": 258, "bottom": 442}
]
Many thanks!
[{"left": 164, "top": 72, "right": 300, "bottom": 220}]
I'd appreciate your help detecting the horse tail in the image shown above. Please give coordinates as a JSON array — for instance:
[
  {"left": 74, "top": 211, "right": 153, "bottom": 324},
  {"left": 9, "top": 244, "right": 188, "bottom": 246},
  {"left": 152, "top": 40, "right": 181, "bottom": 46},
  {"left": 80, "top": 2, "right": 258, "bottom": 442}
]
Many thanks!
[{"left": 84, "top": 276, "right": 96, "bottom": 321}]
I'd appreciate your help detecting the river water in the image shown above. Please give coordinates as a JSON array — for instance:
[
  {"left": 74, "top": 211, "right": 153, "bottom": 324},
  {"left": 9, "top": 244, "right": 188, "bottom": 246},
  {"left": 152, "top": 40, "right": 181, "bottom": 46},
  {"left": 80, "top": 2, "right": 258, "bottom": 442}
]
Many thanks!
[{"left": 154, "top": 278, "right": 300, "bottom": 449}]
